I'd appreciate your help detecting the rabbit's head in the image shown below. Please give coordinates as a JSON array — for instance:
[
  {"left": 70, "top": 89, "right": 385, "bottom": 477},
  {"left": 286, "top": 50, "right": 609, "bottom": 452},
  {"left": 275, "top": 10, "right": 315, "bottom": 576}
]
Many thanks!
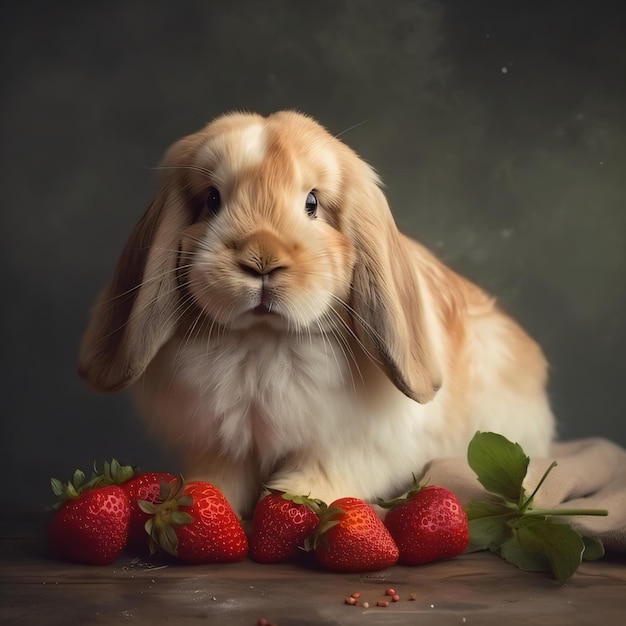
[{"left": 79, "top": 111, "right": 441, "bottom": 403}]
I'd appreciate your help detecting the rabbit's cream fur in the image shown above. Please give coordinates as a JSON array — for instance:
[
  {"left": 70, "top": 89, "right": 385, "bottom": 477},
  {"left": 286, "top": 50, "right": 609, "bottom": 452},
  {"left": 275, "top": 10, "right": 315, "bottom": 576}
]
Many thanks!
[{"left": 79, "top": 111, "right": 554, "bottom": 517}]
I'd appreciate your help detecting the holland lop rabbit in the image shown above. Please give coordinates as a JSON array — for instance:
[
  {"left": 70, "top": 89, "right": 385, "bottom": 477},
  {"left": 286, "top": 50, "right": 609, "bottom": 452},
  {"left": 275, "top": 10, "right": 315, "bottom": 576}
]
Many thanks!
[{"left": 79, "top": 111, "right": 555, "bottom": 517}]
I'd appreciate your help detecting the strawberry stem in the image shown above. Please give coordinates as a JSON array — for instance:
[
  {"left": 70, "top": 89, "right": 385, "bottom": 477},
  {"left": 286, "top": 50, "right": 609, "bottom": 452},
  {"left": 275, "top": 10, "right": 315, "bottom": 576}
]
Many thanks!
[
  {"left": 517, "top": 461, "right": 608, "bottom": 518},
  {"left": 523, "top": 508, "right": 608, "bottom": 517},
  {"left": 519, "top": 460, "right": 557, "bottom": 511}
]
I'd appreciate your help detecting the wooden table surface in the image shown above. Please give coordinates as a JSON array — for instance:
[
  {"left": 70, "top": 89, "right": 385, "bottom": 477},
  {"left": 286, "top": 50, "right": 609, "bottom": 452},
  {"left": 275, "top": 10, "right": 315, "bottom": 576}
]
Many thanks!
[{"left": 2, "top": 521, "right": 625, "bottom": 626}]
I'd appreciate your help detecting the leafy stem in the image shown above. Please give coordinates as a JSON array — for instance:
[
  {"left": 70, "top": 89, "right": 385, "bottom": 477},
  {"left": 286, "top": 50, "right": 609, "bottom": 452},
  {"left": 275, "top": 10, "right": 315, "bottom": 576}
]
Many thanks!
[
  {"left": 523, "top": 508, "right": 608, "bottom": 517},
  {"left": 465, "top": 432, "right": 608, "bottom": 583},
  {"left": 519, "top": 460, "right": 557, "bottom": 511}
]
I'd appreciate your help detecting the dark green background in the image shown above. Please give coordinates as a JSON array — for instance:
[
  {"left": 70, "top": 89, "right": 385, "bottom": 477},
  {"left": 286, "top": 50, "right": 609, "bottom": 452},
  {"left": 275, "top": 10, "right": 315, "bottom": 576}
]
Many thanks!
[{"left": 2, "top": 1, "right": 624, "bottom": 518}]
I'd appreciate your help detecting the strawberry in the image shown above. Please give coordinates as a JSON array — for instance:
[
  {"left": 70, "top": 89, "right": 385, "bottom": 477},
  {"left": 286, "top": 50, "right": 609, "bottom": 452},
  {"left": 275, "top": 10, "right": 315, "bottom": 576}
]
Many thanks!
[
  {"left": 120, "top": 471, "right": 178, "bottom": 549},
  {"left": 47, "top": 461, "right": 136, "bottom": 565},
  {"left": 307, "top": 497, "right": 399, "bottom": 572},
  {"left": 141, "top": 478, "right": 248, "bottom": 563},
  {"left": 48, "top": 475, "right": 130, "bottom": 565},
  {"left": 381, "top": 482, "right": 469, "bottom": 565},
  {"left": 249, "top": 490, "right": 322, "bottom": 563}
]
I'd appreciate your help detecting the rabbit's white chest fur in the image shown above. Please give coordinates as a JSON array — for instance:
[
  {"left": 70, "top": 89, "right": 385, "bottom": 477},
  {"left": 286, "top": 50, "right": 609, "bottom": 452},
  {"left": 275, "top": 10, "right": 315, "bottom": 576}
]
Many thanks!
[{"left": 142, "top": 327, "right": 354, "bottom": 461}]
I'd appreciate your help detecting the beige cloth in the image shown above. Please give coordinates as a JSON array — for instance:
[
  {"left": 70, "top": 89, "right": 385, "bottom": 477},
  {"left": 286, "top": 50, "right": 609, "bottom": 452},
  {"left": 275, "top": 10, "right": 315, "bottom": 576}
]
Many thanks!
[{"left": 422, "top": 438, "right": 626, "bottom": 553}]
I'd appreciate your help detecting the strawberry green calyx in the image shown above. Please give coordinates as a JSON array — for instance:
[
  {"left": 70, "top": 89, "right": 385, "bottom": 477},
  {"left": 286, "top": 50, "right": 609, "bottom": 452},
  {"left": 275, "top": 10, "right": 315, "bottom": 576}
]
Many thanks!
[
  {"left": 139, "top": 477, "right": 194, "bottom": 556},
  {"left": 97, "top": 458, "right": 136, "bottom": 487},
  {"left": 376, "top": 474, "right": 429, "bottom": 510},
  {"left": 302, "top": 503, "right": 345, "bottom": 552},
  {"left": 465, "top": 431, "right": 609, "bottom": 583},
  {"left": 50, "top": 471, "right": 88, "bottom": 508},
  {"left": 276, "top": 489, "right": 327, "bottom": 518},
  {"left": 49, "top": 458, "right": 135, "bottom": 509}
]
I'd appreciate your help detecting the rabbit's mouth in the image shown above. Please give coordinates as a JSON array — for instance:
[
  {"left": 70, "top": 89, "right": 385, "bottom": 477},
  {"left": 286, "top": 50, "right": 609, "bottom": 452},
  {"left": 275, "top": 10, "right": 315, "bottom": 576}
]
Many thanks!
[
  {"left": 247, "top": 286, "right": 284, "bottom": 323},
  {"left": 252, "top": 303, "right": 273, "bottom": 316},
  {"left": 251, "top": 280, "right": 279, "bottom": 316}
]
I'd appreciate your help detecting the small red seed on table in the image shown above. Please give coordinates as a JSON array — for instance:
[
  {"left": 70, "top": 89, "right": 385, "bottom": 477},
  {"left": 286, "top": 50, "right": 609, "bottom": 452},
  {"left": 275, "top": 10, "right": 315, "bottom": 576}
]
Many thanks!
[
  {"left": 351, "top": 592, "right": 361, "bottom": 599},
  {"left": 377, "top": 600, "right": 390, "bottom": 607},
  {"left": 392, "top": 594, "right": 400, "bottom": 602},
  {"left": 345, "top": 596, "right": 357, "bottom": 605},
  {"left": 385, "top": 588, "right": 396, "bottom": 597}
]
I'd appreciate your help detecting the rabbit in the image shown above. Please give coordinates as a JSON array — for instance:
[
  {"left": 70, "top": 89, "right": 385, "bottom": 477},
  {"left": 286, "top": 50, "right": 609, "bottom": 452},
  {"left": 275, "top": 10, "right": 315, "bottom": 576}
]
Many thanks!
[{"left": 79, "top": 110, "right": 555, "bottom": 518}]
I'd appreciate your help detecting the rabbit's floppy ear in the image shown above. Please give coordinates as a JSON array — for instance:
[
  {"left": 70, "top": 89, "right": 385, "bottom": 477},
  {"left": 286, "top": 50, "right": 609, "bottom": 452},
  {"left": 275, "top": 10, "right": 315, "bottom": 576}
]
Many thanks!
[
  {"left": 347, "top": 166, "right": 442, "bottom": 404},
  {"left": 78, "top": 143, "right": 194, "bottom": 392}
]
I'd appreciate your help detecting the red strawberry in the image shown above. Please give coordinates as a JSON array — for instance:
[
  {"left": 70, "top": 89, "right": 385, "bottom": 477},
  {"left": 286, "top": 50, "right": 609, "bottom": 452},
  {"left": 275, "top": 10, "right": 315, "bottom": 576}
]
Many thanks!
[
  {"left": 121, "top": 471, "right": 178, "bottom": 549},
  {"left": 48, "top": 483, "right": 130, "bottom": 565},
  {"left": 249, "top": 490, "right": 322, "bottom": 563},
  {"left": 141, "top": 478, "right": 248, "bottom": 563},
  {"left": 308, "top": 497, "right": 399, "bottom": 572},
  {"left": 381, "top": 483, "right": 469, "bottom": 565}
]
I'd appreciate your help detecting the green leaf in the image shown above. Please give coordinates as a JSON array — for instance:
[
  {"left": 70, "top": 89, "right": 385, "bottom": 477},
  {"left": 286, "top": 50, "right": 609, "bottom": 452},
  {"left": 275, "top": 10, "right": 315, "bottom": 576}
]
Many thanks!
[
  {"left": 50, "top": 478, "right": 65, "bottom": 497},
  {"left": 377, "top": 474, "right": 427, "bottom": 509},
  {"left": 376, "top": 496, "right": 407, "bottom": 509},
  {"left": 159, "top": 476, "right": 185, "bottom": 502},
  {"left": 65, "top": 481, "right": 80, "bottom": 499},
  {"left": 72, "top": 470, "right": 85, "bottom": 489},
  {"left": 158, "top": 524, "right": 180, "bottom": 557},
  {"left": 171, "top": 511, "right": 194, "bottom": 526},
  {"left": 501, "top": 517, "right": 585, "bottom": 583},
  {"left": 285, "top": 493, "right": 327, "bottom": 517},
  {"left": 465, "top": 499, "right": 516, "bottom": 552},
  {"left": 178, "top": 494, "right": 193, "bottom": 507},
  {"left": 138, "top": 500, "right": 159, "bottom": 515},
  {"left": 467, "top": 517, "right": 511, "bottom": 553},
  {"left": 500, "top": 529, "right": 549, "bottom": 573},
  {"left": 145, "top": 518, "right": 158, "bottom": 555},
  {"left": 581, "top": 536, "right": 605, "bottom": 562},
  {"left": 107, "top": 458, "right": 134, "bottom": 484},
  {"left": 467, "top": 431, "right": 529, "bottom": 504},
  {"left": 466, "top": 498, "right": 511, "bottom": 521},
  {"left": 110, "top": 458, "right": 120, "bottom": 475}
]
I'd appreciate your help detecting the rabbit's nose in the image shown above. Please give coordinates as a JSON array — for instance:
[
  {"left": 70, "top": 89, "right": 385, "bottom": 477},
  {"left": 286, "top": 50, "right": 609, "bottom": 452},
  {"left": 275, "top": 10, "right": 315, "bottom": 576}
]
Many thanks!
[
  {"left": 238, "top": 257, "right": 286, "bottom": 278},
  {"left": 237, "top": 229, "right": 293, "bottom": 278}
]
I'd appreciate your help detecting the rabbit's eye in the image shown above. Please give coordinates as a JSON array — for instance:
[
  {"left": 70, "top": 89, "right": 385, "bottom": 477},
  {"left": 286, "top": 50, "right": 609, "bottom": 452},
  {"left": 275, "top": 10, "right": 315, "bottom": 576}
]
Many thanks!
[
  {"left": 305, "top": 191, "right": 318, "bottom": 218},
  {"left": 206, "top": 186, "right": 221, "bottom": 214}
]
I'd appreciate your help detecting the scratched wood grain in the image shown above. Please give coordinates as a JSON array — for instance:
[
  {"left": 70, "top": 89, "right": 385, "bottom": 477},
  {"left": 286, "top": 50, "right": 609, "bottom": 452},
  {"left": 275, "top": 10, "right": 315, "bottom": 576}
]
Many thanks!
[{"left": 1, "top": 530, "right": 625, "bottom": 626}]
